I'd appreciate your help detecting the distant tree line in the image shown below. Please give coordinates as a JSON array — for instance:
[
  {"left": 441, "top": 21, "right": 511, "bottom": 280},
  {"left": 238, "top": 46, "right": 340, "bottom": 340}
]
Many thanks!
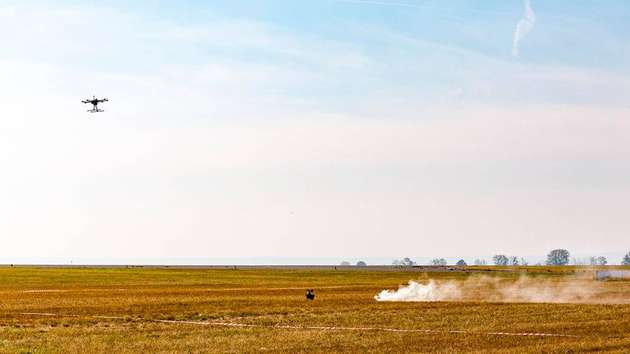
[
  {"left": 382, "top": 249, "right": 630, "bottom": 267},
  {"left": 339, "top": 260, "right": 368, "bottom": 267},
  {"left": 491, "top": 255, "right": 528, "bottom": 266}
]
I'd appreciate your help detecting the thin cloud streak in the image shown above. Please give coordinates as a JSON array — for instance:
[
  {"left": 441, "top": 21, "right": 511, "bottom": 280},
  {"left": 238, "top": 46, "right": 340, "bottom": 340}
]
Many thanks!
[{"left": 513, "top": 0, "right": 536, "bottom": 57}]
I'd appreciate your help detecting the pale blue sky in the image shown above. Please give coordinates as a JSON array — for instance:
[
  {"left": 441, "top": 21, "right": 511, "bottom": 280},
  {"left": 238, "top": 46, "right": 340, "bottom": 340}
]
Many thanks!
[{"left": 0, "top": 1, "right": 629, "bottom": 264}]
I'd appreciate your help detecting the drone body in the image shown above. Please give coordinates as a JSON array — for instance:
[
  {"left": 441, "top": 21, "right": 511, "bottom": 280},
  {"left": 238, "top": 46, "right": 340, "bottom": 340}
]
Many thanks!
[{"left": 82, "top": 96, "right": 108, "bottom": 113}]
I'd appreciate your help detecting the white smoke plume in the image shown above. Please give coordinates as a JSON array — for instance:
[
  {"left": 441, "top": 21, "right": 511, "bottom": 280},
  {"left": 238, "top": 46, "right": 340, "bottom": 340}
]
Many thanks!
[
  {"left": 512, "top": 0, "right": 536, "bottom": 57},
  {"left": 375, "top": 275, "right": 629, "bottom": 304},
  {"left": 375, "top": 280, "right": 461, "bottom": 302}
]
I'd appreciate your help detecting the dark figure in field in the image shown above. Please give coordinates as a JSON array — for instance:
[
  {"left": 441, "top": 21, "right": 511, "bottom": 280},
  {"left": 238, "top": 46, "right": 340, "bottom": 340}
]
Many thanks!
[{"left": 306, "top": 289, "right": 315, "bottom": 301}]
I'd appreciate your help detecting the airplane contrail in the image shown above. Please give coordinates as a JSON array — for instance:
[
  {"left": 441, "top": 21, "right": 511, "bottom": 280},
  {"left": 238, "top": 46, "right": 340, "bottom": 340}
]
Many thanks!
[{"left": 512, "top": 0, "right": 536, "bottom": 57}]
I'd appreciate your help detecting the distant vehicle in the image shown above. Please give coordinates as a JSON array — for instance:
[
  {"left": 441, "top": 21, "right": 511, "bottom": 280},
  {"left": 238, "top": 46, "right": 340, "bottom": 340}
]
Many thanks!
[{"left": 82, "top": 96, "right": 109, "bottom": 113}]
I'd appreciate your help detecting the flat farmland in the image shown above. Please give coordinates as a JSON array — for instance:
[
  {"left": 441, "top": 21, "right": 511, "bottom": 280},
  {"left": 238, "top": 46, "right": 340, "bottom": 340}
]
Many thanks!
[{"left": 0, "top": 266, "right": 629, "bottom": 353}]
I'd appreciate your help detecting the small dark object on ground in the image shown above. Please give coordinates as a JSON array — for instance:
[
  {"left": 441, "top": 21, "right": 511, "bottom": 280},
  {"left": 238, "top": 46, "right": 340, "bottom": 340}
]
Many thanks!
[{"left": 306, "top": 289, "right": 315, "bottom": 300}]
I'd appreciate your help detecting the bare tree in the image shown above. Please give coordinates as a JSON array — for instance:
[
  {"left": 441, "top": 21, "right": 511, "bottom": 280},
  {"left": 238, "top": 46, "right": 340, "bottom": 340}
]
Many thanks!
[
  {"left": 519, "top": 257, "right": 528, "bottom": 266},
  {"left": 588, "top": 256, "right": 608, "bottom": 266},
  {"left": 622, "top": 252, "right": 630, "bottom": 266},
  {"left": 546, "top": 249, "right": 570, "bottom": 266},
  {"left": 492, "top": 255, "right": 509, "bottom": 266},
  {"left": 392, "top": 258, "right": 415, "bottom": 267},
  {"left": 356, "top": 261, "right": 367, "bottom": 267},
  {"left": 431, "top": 258, "right": 447, "bottom": 266},
  {"left": 509, "top": 256, "right": 519, "bottom": 266},
  {"left": 456, "top": 259, "right": 467, "bottom": 266}
]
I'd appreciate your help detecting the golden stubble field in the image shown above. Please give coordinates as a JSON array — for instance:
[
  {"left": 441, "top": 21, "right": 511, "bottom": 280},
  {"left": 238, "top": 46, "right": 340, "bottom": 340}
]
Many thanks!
[{"left": 0, "top": 266, "right": 629, "bottom": 353}]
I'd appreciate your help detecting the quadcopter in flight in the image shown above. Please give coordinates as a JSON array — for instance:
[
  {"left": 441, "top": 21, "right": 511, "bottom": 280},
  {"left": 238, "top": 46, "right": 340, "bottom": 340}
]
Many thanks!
[{"left": 82, "top": 96, "right": 109, "bottom": 113}]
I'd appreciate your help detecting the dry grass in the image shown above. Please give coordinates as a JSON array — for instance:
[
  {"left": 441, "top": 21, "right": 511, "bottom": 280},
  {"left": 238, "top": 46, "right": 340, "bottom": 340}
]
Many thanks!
[{"left": 0, "top": 266, "right": 629, "bottom": 353}]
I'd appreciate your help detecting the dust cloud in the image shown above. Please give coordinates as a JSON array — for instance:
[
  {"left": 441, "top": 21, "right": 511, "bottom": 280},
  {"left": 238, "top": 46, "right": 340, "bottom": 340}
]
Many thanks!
[{"left": 375, "top": 275, "right": 628, "bottom": 304}]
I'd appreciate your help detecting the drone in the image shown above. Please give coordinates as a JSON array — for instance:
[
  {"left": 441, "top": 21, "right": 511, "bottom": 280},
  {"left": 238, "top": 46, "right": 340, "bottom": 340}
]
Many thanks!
[{"left": 82, "top": 96, "right": 109, "bottom": 113}]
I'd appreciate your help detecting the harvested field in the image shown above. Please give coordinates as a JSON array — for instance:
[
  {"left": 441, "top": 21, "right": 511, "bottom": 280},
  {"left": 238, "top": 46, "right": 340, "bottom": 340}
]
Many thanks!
[{"left": 0, "top": 266, "right": 629, "bottom": 353}]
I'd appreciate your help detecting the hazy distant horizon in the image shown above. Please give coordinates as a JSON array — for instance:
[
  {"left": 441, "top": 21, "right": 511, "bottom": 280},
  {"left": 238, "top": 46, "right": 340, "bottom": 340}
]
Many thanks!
[{"left": 3, "top": 251, "right": 628, "bottom": 266}]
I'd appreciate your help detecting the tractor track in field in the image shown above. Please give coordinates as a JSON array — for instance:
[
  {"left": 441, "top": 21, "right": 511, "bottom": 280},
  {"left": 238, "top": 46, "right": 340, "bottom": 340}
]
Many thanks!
[{"left": 19, "top": 312, "right": 580, "bottom": 338}]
